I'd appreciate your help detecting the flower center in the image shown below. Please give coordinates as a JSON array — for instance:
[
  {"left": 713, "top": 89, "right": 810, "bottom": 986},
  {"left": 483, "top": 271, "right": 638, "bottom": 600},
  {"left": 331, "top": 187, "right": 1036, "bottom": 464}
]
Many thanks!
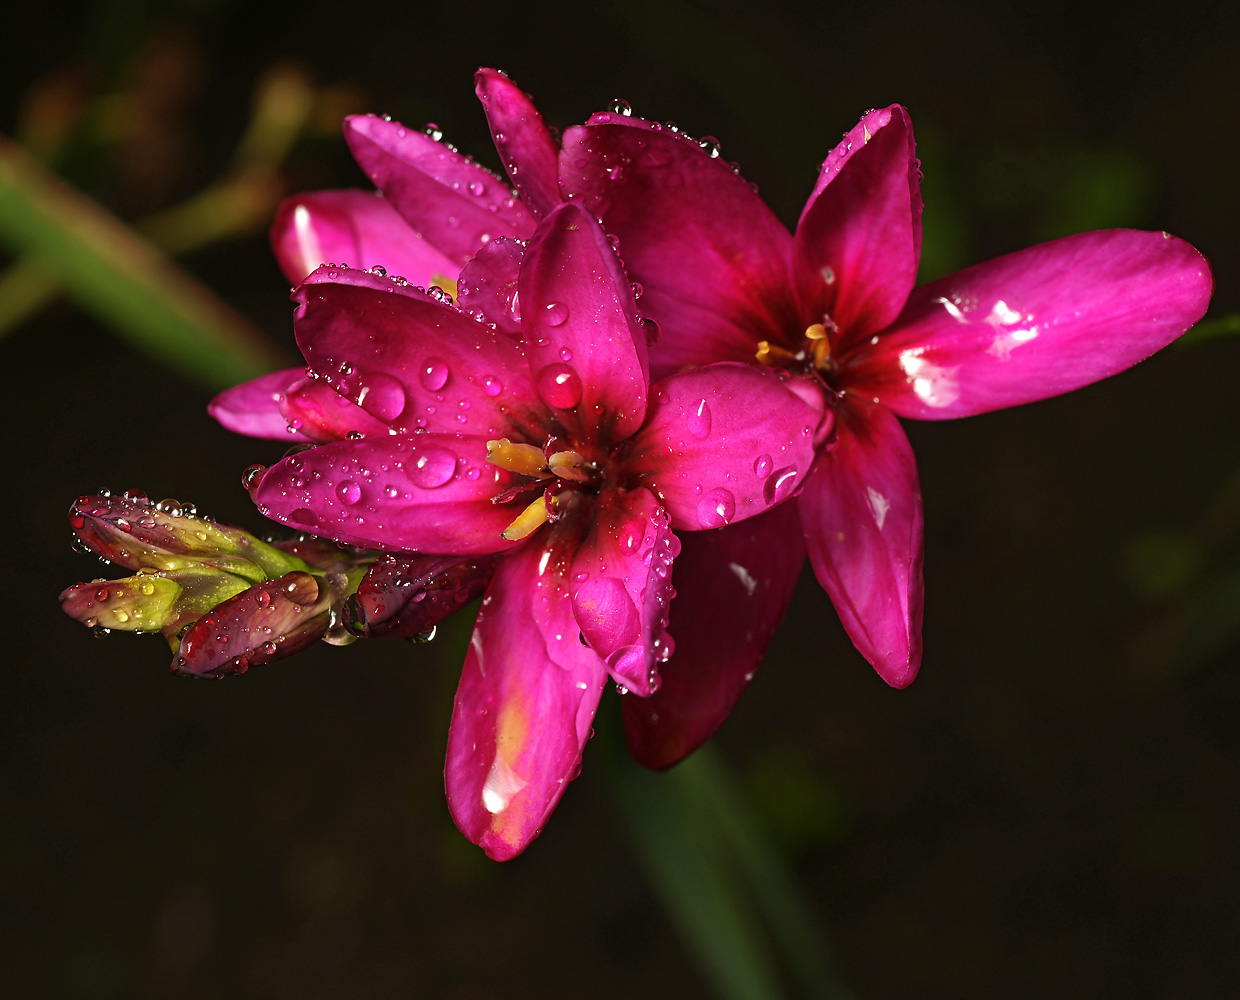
[
  {"left": 756, "top": 320, "right": 839, "bottom": 381},
  {"left": 486, "top": 436, "right": 602, "bottom": 541}
]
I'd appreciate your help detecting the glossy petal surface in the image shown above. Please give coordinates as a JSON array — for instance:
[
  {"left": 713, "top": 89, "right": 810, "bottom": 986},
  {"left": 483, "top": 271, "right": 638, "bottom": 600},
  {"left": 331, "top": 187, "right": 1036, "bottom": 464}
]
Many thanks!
[
  {"left": 627, "top": 364, "right": 822, "bottom": 531},
  {"left": 842, "top": 230, "right": 1214, "bottom": 419},
  {"left": 624, "top": 501, "right": 804, "bottom": 769},
  {"left": 559, "top": 117, "right": 797, "bottom": 377},
  {"left": 456, "top": 237, "right": 524, "bottom": 337},
  {"left": 475, "top": 69, "right": 560, "bottom": 220},
  {"left": 270, "top": 189, "right": 459, "bottom": 286},
  {"left": 208, "top": 368, "right": 307, "bottom": 441},
  {"left": 445, "top": 540, "right": 606, "bottom": 861},
  {"left": 344, "top": 114, "right": 532, "bottom": 264},
  {"left": 570, "top": 488, "right": 679, "bottom": 697},
  {"left": 793, "top": 105, "right": 922, "bottom": 351},
  {"left": 293, "top": 266, "right": 545, "bottom": 439},
  {"left": 352, "top": 552, "right": 500, "bottom": 638},
  {"left": 252, "top": 434, "right": 517, "bottom": 554},
  {"left": 278, "top": 376, "right": 391, "bottom": 442},
  {"left": 519, "top": 203, "right": 649, "bottom": 446},
  {"left": 799, "top": 401, "right": 923, "bottom": 687}
]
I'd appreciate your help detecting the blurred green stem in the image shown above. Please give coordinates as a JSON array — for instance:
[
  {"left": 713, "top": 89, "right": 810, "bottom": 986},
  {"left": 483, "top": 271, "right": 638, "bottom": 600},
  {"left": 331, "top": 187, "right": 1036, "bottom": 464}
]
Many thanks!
[{"left": 0, "top": 135, "right": 288, "bottom": 389}]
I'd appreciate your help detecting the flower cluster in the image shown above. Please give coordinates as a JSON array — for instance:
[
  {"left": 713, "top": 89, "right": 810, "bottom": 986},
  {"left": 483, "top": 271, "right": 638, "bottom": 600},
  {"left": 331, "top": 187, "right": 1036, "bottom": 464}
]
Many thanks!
[{"left": 63, "top": 69, "right": 1212, "bottom": 859}]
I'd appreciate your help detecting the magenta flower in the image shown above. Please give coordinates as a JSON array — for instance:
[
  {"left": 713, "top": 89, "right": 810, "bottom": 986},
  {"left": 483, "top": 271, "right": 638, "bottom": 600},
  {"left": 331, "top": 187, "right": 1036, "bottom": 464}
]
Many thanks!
[{"left": 238, "top": 203, "right": 823, "bottom": 858}]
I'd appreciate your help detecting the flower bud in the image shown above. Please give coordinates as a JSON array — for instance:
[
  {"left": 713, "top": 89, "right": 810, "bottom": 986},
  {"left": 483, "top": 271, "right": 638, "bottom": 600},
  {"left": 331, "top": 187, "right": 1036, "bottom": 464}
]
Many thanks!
[{"left": 348, "top": 553, "right": 500, "bottom": 639}]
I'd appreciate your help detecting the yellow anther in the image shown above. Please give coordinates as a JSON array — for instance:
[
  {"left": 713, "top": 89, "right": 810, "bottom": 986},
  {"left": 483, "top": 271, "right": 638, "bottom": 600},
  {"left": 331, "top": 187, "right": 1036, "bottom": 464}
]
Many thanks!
[
  {"left": 755, "top": 340, "right": 797, "bottom": 367},
  {"left": 805, "top": 323, "right": 828, "bottom": 341},
  {"left": 486, "top": 438, "right": 550, "bottom": 478},
  {"left": 547, "top": 450, "right": 593, "bottom": 483},
  {"left": 805, "top": 323, "right": 832, "bottom": 369},
  {"left": 501, "top": 495, "right": 551, "bottom": 541}
]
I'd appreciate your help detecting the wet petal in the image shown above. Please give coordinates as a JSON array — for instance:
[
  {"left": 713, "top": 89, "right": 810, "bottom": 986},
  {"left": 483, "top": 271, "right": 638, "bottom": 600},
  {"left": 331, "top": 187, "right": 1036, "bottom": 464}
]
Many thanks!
[
  {"left": 799, "top": 401, "right": 923, "bottom": 688},
  {"left": 251, "top": 434, "right": 519, "bottom": 554},
  {"left": 793, "top": 105, "right": 922, "bottom": 351},
  {"left": 570, "top": 487, "right": 680, "bottom": 697},
  {"left": 475, "top": 69, "right": 560, "bottom": 220},
  {"left": 278, "top": 375, "right": 391, "bottom": 443},
  {"left": 445, "top": 539, "right": 607, "bottom": 861},
  {"left": 293, "top": 265, "right": 545, "bottom": 439},
  {"left": 627, "top": 364, "right": 823, "bottom": 531},
  {"left": 456, "top": 236, "right": 524, "bottom": 337},
  {"left": 173, "top": 571, "right": 330, "bottom": 679},
  {"left": 344, "top": 114, "right": 533, "bottom": 265},
  {"left": 209, "top": 368, "right": 309, "bottom": 441},
  {"left": 559, "top": 116, "right": 797, "bottom": 378},
  {"left": 623, "top": 501, "right": 804, "bottom": 769},
  {"left": 842, "top": 230, "right": 1214, "bottom": 420},
  {"left": 350, "top": 552, "right": 500, "bottom": 638},
  {"left": 270, "top": 189, "right": 459, "bottom": 286},
  {"left": 519, "top": 203, "right": 649, "bottom": 445}
]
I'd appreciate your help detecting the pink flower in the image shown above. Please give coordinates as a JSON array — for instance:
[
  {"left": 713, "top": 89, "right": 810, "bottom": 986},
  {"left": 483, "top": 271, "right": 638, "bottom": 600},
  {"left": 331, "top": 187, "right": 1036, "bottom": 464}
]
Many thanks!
[{"left": 240, "top": 203, "right": 823, "bottom": 858}]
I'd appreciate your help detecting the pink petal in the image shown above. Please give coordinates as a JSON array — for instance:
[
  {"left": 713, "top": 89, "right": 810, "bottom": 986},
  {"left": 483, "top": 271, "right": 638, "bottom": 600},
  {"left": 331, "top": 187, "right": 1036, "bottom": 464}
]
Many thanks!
[
  {"left": 798, "top": 401, "right": 923, "bottom": 688},
  {"left": 841, "top": 230, "right": 1214, "bottom": 420},
  {"left": 278, "top": 376, "right": 391, "bottom": 443},
  {"left": 269, "top": 189, "right": 459, "bottom": 286},
  {"left": 559, "top": 117, "right": 797, "bottom": 378},
  {"left": 626, "top": 364, "right": 823, "bottom": 531},
  {"left": 569, "top": 487, "right": 680, "bottom": 697},
  {"left": 475, "top": 69, "right": 561, "bottom": 220},
  {"left": 518, "top": 203, "right": 649, "bottom": 445},
  {"left": 445, "top": 539, "right": 607, "bottom": 860},
  {"left": 251, "top": 434, "right": 518, "bottom": 554},
  {"left": 623, "top": 501, "right": 804, "bottom": 769},
  {"left": 173, "top": 571, "right": 330, "bottom": 679},
  {"left": 456, "top": 237, "right": 524, "bottom": 337},
  {"left": 343, "top": 114, "right": 533, "bottom": 265},
  {"left": 293, "top": 265, "right": 546, "bottom": 440},
  {"left": 208, "top": 368, "right": 309, "bottom": 441},
  {"left": 792, "top": 105, "right": 922, "bottom": 352}
]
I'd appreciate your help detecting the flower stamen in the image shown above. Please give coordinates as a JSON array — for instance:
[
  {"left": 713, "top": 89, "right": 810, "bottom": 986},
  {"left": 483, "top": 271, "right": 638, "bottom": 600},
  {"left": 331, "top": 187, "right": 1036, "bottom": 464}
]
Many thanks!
[
  {"left": 487, "top": 438, "right": 551, "bottom": 478},
  {"left": 755, "top": 340, "right": 798, "bottom": 367},
  {"left": 501, "top": 495, "right": 553, "bottom": 541},
  {"left": 546, "top": 449, "right": 593, "bottom": 483},
  {"left": 805, "top": 322, "right": 832, "bottom": 369}
]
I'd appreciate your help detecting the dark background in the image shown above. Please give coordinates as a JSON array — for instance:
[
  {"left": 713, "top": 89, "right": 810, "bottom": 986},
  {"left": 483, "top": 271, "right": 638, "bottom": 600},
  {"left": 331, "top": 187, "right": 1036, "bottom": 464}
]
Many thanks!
[{"left": 3, "top": 0, "right": 1239, "bottom": 996}]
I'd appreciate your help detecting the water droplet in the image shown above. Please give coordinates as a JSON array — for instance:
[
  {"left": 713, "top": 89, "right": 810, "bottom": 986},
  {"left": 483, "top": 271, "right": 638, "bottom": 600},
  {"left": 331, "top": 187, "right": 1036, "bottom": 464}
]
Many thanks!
[
  {"left": 536, "top": 363, "right": 583, "bottom": 409},
  {"left": 696, "top": 488, "right": 736, "bottom": 528},
  {"left": 687, "top": 398, "right": 712, "bottom": 439},
  {"left": 762, "top": 466, "right": 799, "bottom": 506},
  {"left": 754, "top": 454, "right": 774, "bottom": 478},
  {"left": 420, "top": 357, "right": 450, "bottom": 391},
  {"left": 608, "top": 98, "right": 633, "bottom": 116},
  {"left": 408, "top": 445, "right": 457, "bottom": 488},
  {"left": 544, "top": 301, "right": 569, "bottom": 326},
  {"left": 262, "top": 640, "right": 279, "bottom": 656},
  {"left": 468, "top": 180, "right": 486, "bottom": 196},
  {"left": 482, "top": 375, "right": 503, "bottom": 397},
  {"left": 357, "top": 372, "right": 407, "bottom": 422},
  {"left": 337, "top": 480, "right": 362, "bottom": 505}
]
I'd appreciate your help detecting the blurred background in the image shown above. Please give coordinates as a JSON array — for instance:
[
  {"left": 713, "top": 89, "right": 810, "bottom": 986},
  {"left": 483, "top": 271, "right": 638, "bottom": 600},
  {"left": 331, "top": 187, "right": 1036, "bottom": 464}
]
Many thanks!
[{"left": 3, "top": 0, "right": 1238, "bottom": 996}]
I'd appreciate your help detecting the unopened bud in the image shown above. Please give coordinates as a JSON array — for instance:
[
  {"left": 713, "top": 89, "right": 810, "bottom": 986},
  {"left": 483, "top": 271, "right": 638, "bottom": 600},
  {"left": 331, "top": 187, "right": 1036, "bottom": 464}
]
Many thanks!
[{"left": 349, "top": 553, "right": 500, "bottom": 639}]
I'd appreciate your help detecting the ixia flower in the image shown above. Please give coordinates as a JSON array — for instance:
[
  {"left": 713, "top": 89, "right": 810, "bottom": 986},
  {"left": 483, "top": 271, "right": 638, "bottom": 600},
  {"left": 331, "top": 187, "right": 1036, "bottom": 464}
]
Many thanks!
[{"left": 237, "top": 203, "right": 823, "bottom": 858}]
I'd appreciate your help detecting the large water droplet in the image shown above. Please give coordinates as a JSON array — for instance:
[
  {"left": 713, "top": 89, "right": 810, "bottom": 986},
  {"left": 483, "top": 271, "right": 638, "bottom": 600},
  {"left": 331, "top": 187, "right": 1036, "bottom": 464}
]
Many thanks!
[
  {"left": 419, "top": 357, "right": 450, "bottom": 391},
  {"left": 762, "top": 466, "right": 798, "bottom": 506},
  {"left": 408, "top": 445, "right": 457, "bottom": 488},
  {"left": 481, "top": 375, "right": 503, "bottom": 397},
  {"left": 357, "top": 372, "right": 407, "bottom": 422},
  {"left": 536, "top": 363, "right": 583, "bottom": 409},
  {"left": 608, "top": 98, "right": 633, "bottom": 116},
  {"left": 544, "top": 301, "right": 569, "bottom": 327},
  {"left": 696, "top": 488, "right": 736, "bottom": 529},
  {"left": 754, "top": 453, "right": 774, "bottom": 478},
  {"left": 687, "top": 398, "right": 712, "bottom": 440},
  {"left": 337, "top": 480, "right": 362, "bottom": 505}
]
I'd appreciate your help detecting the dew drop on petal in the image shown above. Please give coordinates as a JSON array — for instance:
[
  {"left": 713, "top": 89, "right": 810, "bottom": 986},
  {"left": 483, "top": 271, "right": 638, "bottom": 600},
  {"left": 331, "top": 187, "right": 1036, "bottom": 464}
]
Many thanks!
[
  {"left": 687, "top": 398, "right": 712, "bottom": 440},
  {"left": 754, "top": 453, "right": 774, "bottom": 478},
  {"left": 544, "top": 301, "right": 569, "bottom": 326},
  {"left": 419, "top": 357, "right": 450, "bottom": 391},
  {"left": 535, "top": 363, "right": 583, "bottom": 409},
  {"left": 337, "top": 480, "right": 362, "bottom": 505},
  {"left": 358, "top": 373, "right": 407, "bottom": 421},
  {"left": 762, "top": 466, "right": 798, "bottom": 506},
  {"left": 408, "top": 445, "right": 457, "bottom": 488},
  {"left": 482, "top": 375, "right": 503, "bottom": 397},
  {"left": 696, "top": 488, "right": 736, "bottom": 528}
]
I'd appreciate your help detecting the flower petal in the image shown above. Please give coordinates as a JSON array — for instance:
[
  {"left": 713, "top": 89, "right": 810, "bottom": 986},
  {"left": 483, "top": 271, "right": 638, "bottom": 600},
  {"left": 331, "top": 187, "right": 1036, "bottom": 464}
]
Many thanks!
[
  {"left": 793, "top": 105, "right": 922, "bottom": 351},
  {"left": 270, "top": 189, "right": 459, "bottom": 286},
  {"left": 799, "top": 401, "right": 923, "bottom": 688},
  {"left": 623, "top": 501, "right": 804, "bottom": 769},
  {"left": 278, "top": 375, "right": 392, "bottom": 442},
  {"left": 251, "top": 434, "right": 518, "bottom": 554},
  {"left": 209, "top": 368, "right": 309, "bottom": 441},
  {"left": 841, "top": 230, "right": 1214, "bottom": 420},
  {"left": 351, "top": 552, "right": 501, "bottom": 638},
  {"left": 445, "top": 538, "right": 607, "bottom": 860},
  {"left": 519, "top": 203, "right": 649, "bottom": 445},
  {"left": 627, "top": 364, "right": 823, "bottom": 531},
  {"left": 456, "top": 236, "right": 524, "bottom": 337},
  {"left": 559, "top": 116, "right": 797, "bottom": 378},
  {"left": 570, "top": 487, "right": 679, "bottom": 697},
  {"left": 343, "top": 114, "right": 533, "bottom": 265},
  {"left": 293, "top": 265, "right": 546, "bottom": 440},
  {"left": 475, "top": 68, "right": 560, "bottom": 220}
]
